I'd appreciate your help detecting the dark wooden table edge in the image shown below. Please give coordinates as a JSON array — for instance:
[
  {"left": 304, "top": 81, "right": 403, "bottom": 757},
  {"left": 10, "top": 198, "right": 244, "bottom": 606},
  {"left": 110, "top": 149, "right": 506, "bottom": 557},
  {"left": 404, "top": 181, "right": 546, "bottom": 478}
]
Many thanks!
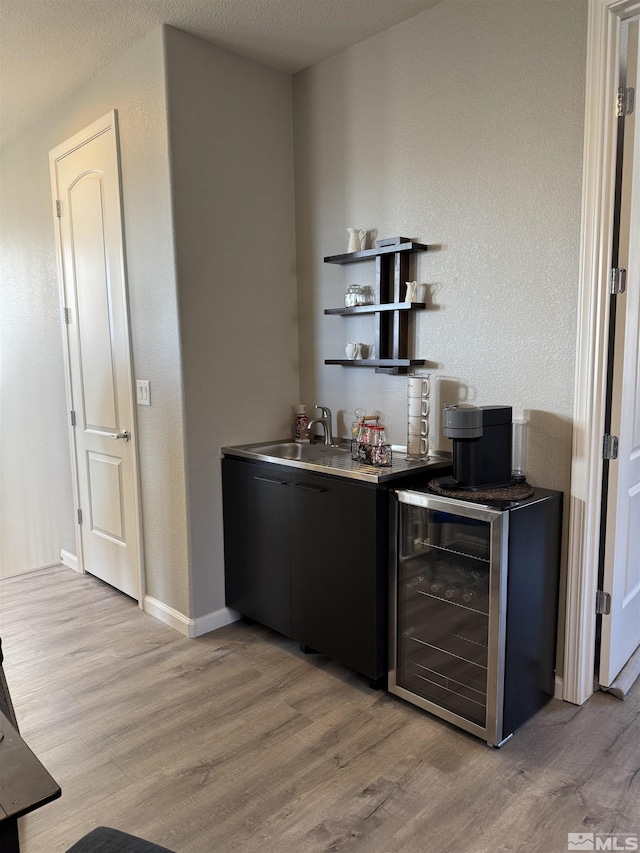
[{"left": 0, "top": 708, "right": 61, "bottom": 821}]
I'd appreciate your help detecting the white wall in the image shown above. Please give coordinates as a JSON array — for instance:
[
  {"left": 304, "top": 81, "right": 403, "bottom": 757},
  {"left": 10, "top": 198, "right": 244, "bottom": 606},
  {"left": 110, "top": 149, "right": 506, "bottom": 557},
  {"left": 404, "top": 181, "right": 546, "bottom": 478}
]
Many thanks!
[
  {"left": 1, "top": 131, "right": 74, "bottom": 575},
  {"left": 293, "top": 0, "right": 587, "bottom": 497},
  {"left": 0, "top": 28, "right": 192, "bottom": 616},
  {"left": 293, "top": 0, "right": 588, "bottom": 675},
  {"left": 2, "top": 1, "right": 588, "bottom": 653},
  {"left": 0, "top": 24, "right": 298, "bottom": 624},
  {"left": 163, "top": 27, "right": 299, "bottom": 620}
]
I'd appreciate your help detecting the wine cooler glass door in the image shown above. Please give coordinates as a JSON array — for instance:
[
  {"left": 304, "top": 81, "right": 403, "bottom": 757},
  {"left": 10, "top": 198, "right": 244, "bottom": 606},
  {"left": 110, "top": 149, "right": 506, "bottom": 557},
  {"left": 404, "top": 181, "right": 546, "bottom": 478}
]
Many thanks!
[{"left": 392, "top": 494, "right": 507, "bottom": 739}]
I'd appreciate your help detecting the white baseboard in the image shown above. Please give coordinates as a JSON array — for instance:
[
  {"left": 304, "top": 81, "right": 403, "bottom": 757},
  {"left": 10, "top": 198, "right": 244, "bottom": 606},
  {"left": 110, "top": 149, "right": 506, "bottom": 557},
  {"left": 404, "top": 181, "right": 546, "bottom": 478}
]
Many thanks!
[
  {"left": 60, "top": 550, "right": 80, "bottom": 573},
  {"left": 191, "top": 606, "right": 241, "bottom": 637},
  {"left": 0, "top": 562, "right": 61, "bottom": 580},
  {"left": 143, "top": 595, "right": 240, "bottom": 638},
  {"left": 555, "top": 674, "right": 564, "bottom": 700}
]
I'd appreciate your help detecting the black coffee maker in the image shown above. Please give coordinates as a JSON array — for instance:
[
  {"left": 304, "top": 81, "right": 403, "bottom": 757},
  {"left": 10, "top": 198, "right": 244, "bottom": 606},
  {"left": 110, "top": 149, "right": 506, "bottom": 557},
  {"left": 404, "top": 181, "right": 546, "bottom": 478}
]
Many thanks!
[{"left": 438, "top": 404, "right": 513, "bottom": 490}]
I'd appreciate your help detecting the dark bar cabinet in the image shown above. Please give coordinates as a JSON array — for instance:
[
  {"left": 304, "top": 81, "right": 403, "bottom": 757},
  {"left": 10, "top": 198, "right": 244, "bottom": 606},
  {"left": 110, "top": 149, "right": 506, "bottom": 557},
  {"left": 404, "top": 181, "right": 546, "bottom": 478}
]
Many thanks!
[{"left": 388, "top": 488, "right": 562, "bottom": 747}]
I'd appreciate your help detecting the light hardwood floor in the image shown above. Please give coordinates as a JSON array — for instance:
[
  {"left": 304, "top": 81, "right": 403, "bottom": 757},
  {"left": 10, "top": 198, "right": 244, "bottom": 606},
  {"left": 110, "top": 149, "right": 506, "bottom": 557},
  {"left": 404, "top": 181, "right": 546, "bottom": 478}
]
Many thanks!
[{"left": 1, "top": 566, "right": 638, "bottom": 853}]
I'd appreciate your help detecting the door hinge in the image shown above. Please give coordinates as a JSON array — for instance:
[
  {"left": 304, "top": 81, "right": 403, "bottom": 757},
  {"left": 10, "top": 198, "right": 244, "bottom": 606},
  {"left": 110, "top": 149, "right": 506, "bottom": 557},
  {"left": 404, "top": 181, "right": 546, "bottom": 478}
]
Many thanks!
[
  {"left": 56, "top": 200, "right": 62, "bottom": 218},
  {"left": 70, "top": 410, "right": 76, "bottom": 427},
  {"left": 596, "top": 589, "right": 611, "bottom": 615},
  {"left": 609, "top": 268, "right": 627, "bottom": 295},
  {"left": 77, "top": 508, "right": 83, "bottom": 525},
  {"left": 617, "top": 85, "right": 635, "bottom": 117},
  {"left": 602, "top": 433, "right": 619, "bottom": 460},
  {"left": 63, "top": 306, "right": 70, "bottom": 324}
]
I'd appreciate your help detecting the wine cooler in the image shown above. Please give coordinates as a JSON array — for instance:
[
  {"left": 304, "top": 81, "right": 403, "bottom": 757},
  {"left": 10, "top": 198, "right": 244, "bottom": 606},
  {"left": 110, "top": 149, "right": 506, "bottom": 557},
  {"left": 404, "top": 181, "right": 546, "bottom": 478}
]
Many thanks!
[{"left": 389, "top": 488, "right": 562, "bottom": 747}]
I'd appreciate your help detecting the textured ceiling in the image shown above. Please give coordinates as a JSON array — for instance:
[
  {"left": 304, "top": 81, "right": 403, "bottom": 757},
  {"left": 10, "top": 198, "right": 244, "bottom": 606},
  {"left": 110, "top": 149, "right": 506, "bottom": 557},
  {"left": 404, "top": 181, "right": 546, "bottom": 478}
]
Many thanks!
[{"left": 0, "top": 0, "right": 443, "bottom": 148}]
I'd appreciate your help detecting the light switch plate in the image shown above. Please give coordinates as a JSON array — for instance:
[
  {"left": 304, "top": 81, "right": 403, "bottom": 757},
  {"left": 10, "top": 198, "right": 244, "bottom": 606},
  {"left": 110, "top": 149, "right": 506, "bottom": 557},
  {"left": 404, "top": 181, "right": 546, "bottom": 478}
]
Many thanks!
[{"left": 136, "top": 380, "right": 151, "bottom": 406}]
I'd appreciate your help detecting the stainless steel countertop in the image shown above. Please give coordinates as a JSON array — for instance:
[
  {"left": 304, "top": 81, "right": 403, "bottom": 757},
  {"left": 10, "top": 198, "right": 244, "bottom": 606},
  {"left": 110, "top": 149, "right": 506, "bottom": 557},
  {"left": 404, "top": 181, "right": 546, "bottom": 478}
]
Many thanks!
[{"left": 221, "top": 439, "right": 450, "bottom": 484}]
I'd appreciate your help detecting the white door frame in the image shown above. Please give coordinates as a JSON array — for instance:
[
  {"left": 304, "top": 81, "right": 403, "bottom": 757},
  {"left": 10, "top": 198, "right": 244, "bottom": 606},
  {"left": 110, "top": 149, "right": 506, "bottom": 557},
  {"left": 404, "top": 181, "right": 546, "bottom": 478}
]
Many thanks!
[
  {"left": 50, "top": 110, "right": 146, "bottom": 607},
  {"left": 564, "top": 0, "right": 640, "bottom": 704}
]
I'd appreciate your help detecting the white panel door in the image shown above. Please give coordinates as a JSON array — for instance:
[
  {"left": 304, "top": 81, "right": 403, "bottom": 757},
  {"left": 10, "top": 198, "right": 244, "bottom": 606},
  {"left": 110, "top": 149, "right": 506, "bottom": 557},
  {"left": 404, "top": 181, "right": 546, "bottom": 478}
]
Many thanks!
[
  {"left": 50, "top": 112, "right": 142, "bottom": 600},
  {"left": 600, "top": 21, "right": 640, "bottom": 686}
]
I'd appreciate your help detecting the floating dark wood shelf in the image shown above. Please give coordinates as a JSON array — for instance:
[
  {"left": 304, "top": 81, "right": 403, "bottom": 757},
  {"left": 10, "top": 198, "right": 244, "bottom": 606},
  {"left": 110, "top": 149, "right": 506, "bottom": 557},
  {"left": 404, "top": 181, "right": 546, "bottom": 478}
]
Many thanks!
[
  {"left": 324, "top": 242, "right": 429, "bottom": 265},
  {"left": 325, "top": 359, "right": 425, "bottom": 367},
  {"left": 325, "top": 358, "right": 426, "bottom": 375},
  {"left": 324, "top": 302, "right": 426, "bottom": 316},
  {"left": 323, "top": 238, "right": 429, "bottom": 374}
]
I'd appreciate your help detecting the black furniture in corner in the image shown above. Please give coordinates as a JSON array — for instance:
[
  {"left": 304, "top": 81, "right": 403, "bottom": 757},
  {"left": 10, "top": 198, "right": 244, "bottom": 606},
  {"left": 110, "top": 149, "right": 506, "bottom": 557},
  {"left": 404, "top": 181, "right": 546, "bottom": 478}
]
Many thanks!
[{"left": 0, "top": 638, "right": 61, "bottom": 853}]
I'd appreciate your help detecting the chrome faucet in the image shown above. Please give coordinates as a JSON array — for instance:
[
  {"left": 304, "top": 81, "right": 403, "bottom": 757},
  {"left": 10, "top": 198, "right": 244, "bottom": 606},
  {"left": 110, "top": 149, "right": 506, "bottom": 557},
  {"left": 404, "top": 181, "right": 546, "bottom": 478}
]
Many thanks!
[{"left": 308, "top": 405, "right": 334, "bottom": 445}]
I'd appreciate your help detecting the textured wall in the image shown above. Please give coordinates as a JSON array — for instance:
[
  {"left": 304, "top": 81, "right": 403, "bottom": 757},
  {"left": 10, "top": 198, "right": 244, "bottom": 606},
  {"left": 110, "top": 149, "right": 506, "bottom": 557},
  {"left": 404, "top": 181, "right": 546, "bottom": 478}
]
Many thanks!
[
  {"left": 0, "top": 134, "right": 74, "bottom": 575},
  {"left": 293, "top": 0, "right": 587, "bottom": 497},
  {"left": 164, "top": 27, "right": 299, "bottom": 620},
  {"left": 0, "top": 23, "right": 298, "bottom": 620},
  {"left": 293, "top": 0, "right": 588, "bottom": 676},
  {"left": 0, "top": 28, "right": 192, "bottom": 616},
  {"left": 2, "top": 1, "right": 588, "bottom": 653}
]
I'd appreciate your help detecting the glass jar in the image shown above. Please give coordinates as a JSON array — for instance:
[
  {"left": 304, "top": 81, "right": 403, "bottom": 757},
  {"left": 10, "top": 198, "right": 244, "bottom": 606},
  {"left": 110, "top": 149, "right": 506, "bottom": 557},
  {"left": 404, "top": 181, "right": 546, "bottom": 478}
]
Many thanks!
[
  {"left": 370, "top": 425, "right": 392, "bottom": 467},
  {"left": 355, "top": 422, "right": 372, "bottom": 463},
  {"left": 345, "top": 285, "right": 365, "bottom": 308},
  {"left": 361, "top": 285, "right": 375, "bottom": 305}
]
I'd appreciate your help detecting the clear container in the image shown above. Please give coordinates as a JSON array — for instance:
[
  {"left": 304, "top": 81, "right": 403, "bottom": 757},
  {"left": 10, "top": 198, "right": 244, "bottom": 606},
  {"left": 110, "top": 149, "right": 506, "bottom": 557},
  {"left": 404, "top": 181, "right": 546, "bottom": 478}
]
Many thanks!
[
  {"left": 512, "top": 417, "right": 528, "bottom": 482},
  {"left": 361, "top": 285, "right": 375, "bottom": 305},
  {"left": 345, "top": 285, "right": 366, "bottom": 307},
  {"left": 373, "top": 425, "right": 386, "bottom": 441},
  {"left": 354, "top": 422, "right": 372, "bottom": 463},
  {"left": 370, "top": 425, "right": 392, "bottom": 467},
  {"left": 293, "top": 405, "right": 310, "bottom": 443},
  {"left": 351, "top": 420, "right": 364, "bottom": 459}
]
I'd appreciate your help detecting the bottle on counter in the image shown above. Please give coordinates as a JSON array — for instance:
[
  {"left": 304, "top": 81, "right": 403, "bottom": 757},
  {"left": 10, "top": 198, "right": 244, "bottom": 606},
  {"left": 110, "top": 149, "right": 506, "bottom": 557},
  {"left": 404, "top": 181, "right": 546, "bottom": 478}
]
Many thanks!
[
  {"left": 512, "top": 417, "right": 529, "bottom": 482},
  {"left": 355, "top": 422, "right": 373, "bottom": 463},
  {"left": 370, "top": 425, "right": 391, "bottom": 467},
  {"left": 294, "top": 405, "right": 310, "bottom": 443}
]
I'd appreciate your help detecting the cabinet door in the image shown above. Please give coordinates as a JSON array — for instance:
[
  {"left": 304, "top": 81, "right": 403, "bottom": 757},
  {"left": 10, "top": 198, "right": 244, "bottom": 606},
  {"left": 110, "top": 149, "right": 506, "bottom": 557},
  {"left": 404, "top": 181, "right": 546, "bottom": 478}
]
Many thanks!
[
  {"left": 222, "top": 458, "right": 292, "bottom": 637},
  {"left": 289, "top": 472, "right": 383, "bottom": 679}
]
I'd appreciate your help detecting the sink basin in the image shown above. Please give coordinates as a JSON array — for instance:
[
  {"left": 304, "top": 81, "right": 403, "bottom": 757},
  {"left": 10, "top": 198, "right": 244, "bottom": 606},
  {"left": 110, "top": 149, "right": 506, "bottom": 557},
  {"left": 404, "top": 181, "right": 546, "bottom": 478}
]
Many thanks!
[
  {"left": 222, "top": 438, "right": 451, "bottom": 483},
  {"left": 251, "top": 441, "right": 350, "bottom": 461}
]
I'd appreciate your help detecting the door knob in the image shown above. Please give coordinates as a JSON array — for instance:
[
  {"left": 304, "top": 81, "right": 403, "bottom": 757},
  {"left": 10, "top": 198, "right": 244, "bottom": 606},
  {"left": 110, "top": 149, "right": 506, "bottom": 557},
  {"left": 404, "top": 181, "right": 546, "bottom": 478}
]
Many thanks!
[{"left": 109, "top": 429, "right": 130, "bottom": 442}]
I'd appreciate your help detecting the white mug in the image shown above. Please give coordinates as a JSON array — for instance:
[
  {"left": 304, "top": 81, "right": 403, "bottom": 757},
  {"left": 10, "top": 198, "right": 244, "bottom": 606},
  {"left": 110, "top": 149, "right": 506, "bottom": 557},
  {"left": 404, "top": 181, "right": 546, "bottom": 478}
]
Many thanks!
[{"left": 346, "top": 342, "right": 361, "bottom": 359}]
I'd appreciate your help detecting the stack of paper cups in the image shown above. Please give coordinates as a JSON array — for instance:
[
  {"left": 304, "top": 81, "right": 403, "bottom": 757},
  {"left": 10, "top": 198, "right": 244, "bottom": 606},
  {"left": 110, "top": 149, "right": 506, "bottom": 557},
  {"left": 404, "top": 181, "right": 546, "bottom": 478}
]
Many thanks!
[{"left": 407, "top": 373, "right": 430, "bottom": 460}]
